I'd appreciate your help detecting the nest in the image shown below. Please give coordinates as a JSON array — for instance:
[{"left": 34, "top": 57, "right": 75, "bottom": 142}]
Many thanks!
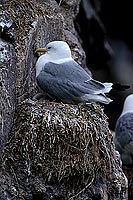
[{"left": 1, "top": 101, "right": 112, "bottom": 198}]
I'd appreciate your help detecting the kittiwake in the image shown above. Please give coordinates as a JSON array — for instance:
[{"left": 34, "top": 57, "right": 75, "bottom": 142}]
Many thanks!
[
  {"left": 115, "top": 94, "right": 133, "bottom": 165},
  {"left": 35, "top": 41, "right": 113, "bottom": 104}
]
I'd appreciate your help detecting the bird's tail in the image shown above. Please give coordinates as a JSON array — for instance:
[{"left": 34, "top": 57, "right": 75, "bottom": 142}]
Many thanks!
[
  {"left": 82, "top": 93, "right": 113, "bottom": 104},
  {"left": 103, "top": 83, "right": 113, "bottom": 93}
]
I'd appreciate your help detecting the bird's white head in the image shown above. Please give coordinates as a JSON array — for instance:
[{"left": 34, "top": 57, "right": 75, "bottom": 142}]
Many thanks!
[
  {"left": 36, "top": 41, "right": 72, "bottom": 60},
  {"left": 121, "top": 94, "right": 133, "bottom": 116}
]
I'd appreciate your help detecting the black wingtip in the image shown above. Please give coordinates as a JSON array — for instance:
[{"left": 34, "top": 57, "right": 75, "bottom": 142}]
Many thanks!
[{"left": 112, "top": 83, "right": 130, "bottom": 91}]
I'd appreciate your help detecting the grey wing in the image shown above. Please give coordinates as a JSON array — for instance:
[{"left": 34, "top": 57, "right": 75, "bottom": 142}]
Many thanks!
[
  {"left": 36, "top": 71, "right": 96, "bottom": 102},
  {"left": 115, "top": 113, "right": 133, "bottom": 152},
  {"left": 44, "top": 61, "right": 105, "bottom": 93},
  {"left": 44, "top": 61, "right": 91, "bottom": 82}
]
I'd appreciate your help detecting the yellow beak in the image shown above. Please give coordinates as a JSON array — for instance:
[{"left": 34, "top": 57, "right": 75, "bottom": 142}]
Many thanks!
[{"left": 35, "top": 48, "right": 47, "bottom": 53}]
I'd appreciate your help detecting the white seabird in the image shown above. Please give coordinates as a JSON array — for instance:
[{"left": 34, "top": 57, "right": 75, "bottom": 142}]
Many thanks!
[
  {"left": 35, "top": 41, "right": 113, "bottom": 104},
  {"left": 115, "top": 94, "right": 133, "bottom": 165}
]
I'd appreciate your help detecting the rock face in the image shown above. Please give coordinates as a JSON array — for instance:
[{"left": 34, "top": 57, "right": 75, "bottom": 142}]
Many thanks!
[
  {"left": 0, "top": 0, "right": 128, "bottom": 199},
  {"left": 0, "top": 39, "right": 16, "bottom": 153}
]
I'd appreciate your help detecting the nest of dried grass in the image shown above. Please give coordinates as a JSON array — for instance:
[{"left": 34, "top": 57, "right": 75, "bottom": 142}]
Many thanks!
[{"left": 2, "top": 101, "right": 111, "bottom": 193}]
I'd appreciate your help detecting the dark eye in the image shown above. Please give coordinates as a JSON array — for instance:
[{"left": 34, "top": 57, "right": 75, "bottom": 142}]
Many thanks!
[{"left": 47, "top": 46, "right": 51, "bottom": 50}]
